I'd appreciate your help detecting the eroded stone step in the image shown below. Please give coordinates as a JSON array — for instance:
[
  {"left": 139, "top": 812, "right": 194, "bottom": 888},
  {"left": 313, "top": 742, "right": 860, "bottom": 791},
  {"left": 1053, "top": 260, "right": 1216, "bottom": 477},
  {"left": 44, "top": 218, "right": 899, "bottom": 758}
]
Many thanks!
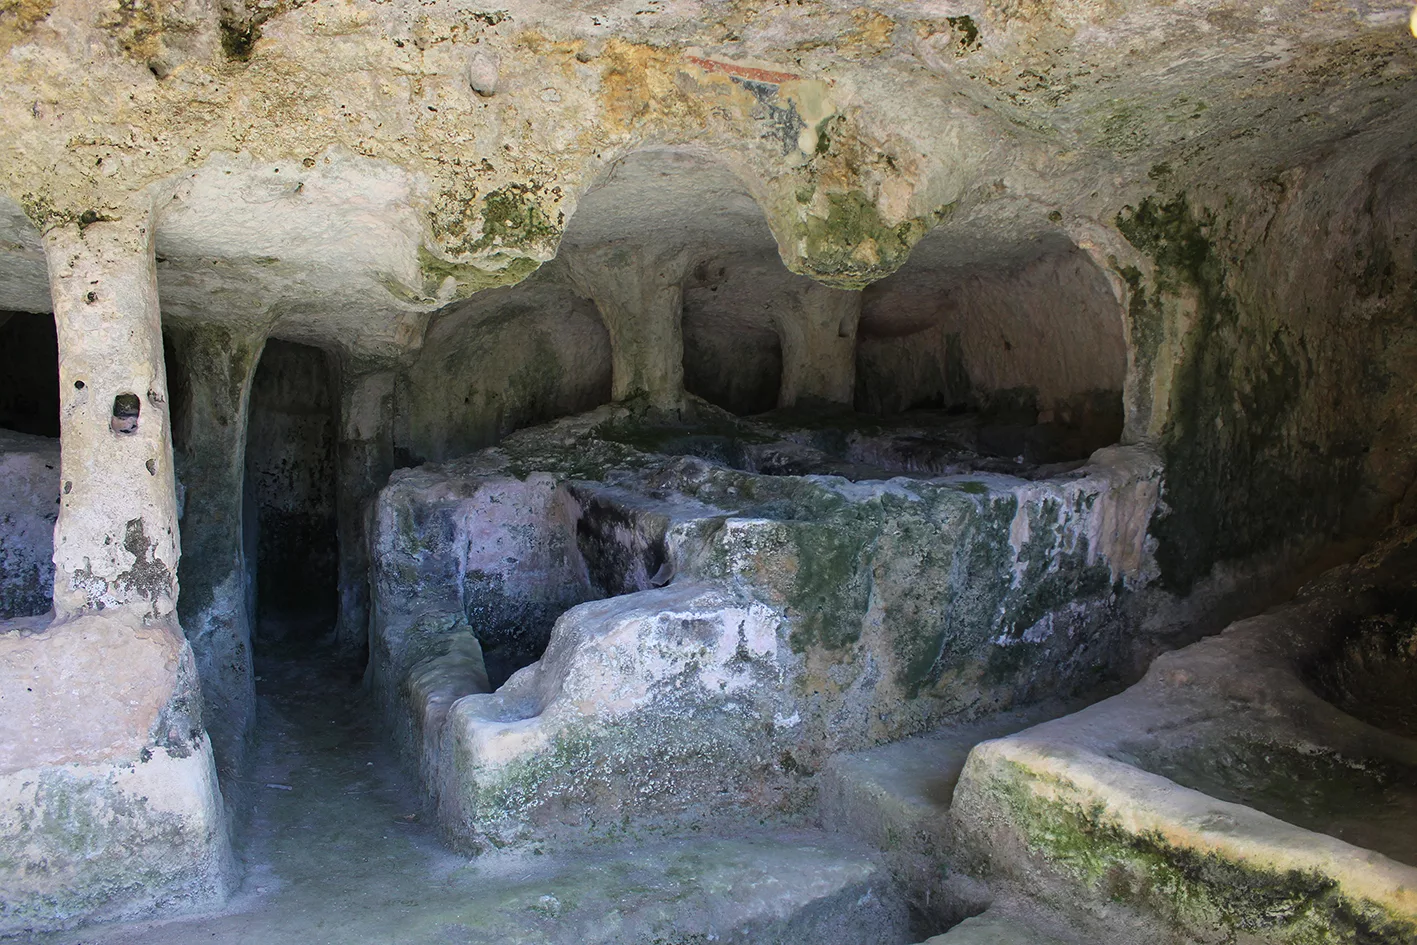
[
  {"left": 819, "top": 699, "right": 1091, "bottom": 855},
  {"left": 917, "top": 900, "right": 1085, "bottom": 945},
  {"left": 33, "top": 831, "right": 911, "bottom": 945}
]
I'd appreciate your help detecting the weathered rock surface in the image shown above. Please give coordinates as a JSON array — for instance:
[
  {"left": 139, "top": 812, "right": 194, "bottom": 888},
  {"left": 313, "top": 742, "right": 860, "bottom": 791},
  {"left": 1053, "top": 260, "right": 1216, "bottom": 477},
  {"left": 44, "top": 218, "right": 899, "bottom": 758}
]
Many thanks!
[
  {"left": 369, "top": 402, "right": 1163, "bottom": 850},
  {"left": 0, "top": 430, "right": 58, "bottom": 619},
  {"left": 0, "top": 210, "right": 232, "bottom": 935},
  {"left": 0, "top": 0, "right": 1414, "bottom": 939},
  {"left": 437, "top": 582, "right": 798, "bottom": 851},
  {"left": 0, "top": 614, "right": 231, "bottom": 934},
  {"left": 950, "top": 527, "right": 1417, "bottom": 944},
  {"left": 26, "top": 649, "right": 912, "bottom": 945}
]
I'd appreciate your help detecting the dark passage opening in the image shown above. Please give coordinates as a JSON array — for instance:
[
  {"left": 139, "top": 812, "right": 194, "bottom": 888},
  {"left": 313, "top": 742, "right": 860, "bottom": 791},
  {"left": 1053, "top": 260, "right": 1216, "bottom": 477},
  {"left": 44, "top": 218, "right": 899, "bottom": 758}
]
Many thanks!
[
  {"left": 0, "top": 311, "right": 60, "bottom": 619},
  {"left": 681, "top": 257, "right": 784, "bottom": 417},
  {"left": 245, "top": 339, "right": 340, "bottom": 652},
  {"left": 0, "top": 311, "right": 60, "bottom": 438}
]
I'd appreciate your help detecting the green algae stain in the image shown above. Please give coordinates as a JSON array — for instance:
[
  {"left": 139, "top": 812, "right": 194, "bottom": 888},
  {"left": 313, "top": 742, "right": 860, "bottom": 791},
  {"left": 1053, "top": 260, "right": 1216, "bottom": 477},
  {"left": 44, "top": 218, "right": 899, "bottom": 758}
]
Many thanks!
[
  {"left": 795, "top": 192, "right": 944, "bottom": 289},
  {"left": 473, "top": 185, "right": 562, "bottom": 254},
  {"left": 885, "top": 491, "right": 1015, "bottom": 698},
  {"left": 425, "top": 179, "right": 563, "bottom": 279},
  {"left": 946, "top": 15, "right": 980, "bottom": 51},
  {"left": 783, "top": 517, "right": 876, "bottom": 653},
  {"left": 1098, "top": 108, "right": 1148, "bottom": 156},
  {"left": 422, "top": 181, "right": 564, "bottom": 293},
  {"left": 1118, "top": 195, "right": 1362, "bottom": 593},
  {"left": 989, "top": 763, "right": 1417, "bottom": 944},
  {"left": 383, "top": 248, "right": 542, "bottom": 304}
]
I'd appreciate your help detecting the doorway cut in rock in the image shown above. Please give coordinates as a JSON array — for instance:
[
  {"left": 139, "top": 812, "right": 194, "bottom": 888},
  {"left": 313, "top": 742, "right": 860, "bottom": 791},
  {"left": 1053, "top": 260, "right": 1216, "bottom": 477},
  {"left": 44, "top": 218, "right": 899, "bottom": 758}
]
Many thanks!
[{"left": 245, "top": 339, "right": 340, "bottom": 652}]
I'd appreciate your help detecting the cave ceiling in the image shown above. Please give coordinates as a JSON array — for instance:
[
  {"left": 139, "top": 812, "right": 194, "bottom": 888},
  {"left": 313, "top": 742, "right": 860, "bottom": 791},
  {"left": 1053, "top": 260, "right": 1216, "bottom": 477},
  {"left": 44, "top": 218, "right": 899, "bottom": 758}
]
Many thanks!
[{"left": 0, "top": 0, "right": 1411, "bottom": 360}]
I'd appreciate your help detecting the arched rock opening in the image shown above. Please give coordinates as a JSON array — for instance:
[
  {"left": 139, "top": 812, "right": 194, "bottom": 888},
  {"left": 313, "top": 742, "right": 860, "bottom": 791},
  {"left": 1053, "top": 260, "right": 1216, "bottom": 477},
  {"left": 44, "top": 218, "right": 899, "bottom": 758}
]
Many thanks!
[
  {"left": 682, "top": 257, "right": 784, "bottom": 416},
  {"left": 857, "top": 232, "right": 1126, "bottom": 464},
  {"left": 558, "top": 149, "right": 789, "bottom": 410},
  {"left": 245, "top": 339, "right": 340, "bottom": 651},
  {"left": 394, "top": 264, "right": 612, "bottom": 466}
]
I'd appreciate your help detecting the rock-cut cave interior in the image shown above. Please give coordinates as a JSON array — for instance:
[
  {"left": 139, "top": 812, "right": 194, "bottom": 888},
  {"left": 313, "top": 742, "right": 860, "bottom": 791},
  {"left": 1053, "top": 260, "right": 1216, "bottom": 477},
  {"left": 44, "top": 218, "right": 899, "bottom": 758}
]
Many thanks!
[{"left": 2, "top": 3, "right": 1417, "bottom": 943}]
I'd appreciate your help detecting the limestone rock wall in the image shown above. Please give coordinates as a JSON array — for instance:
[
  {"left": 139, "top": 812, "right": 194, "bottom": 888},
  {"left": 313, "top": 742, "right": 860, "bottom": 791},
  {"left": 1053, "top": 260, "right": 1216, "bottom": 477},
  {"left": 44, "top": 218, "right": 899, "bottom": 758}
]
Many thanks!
[
  {"left": 393, "top": 266, "right": 612, "bottom": 465},
  {"left": 368, "top": 470, "right": 598, "bottom": 727},
  {"left": 857, "top": 240, "right": 1127, "bottom": 445},
  {"left": 0, "top": 0, "right": 1412, "bottom": 927},
  {"left": 0, "top": 614, "right": 231, "bottom": 934},
  {"left": 365, "top": 409, "right": 1164, "bottom": 850},
  {"left": 1122, "top": 140, "right": 1417, "bottom": 594},
  {"left": 681, "top": 257, "right": 785, "bottom": 416}
]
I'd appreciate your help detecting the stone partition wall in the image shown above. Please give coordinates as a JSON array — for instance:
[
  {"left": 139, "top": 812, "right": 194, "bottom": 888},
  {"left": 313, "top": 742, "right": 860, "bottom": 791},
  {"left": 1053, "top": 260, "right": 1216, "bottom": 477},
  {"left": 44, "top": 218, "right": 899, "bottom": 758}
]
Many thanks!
[
  {"left": 166, "top": 324, "right": 266, "bottom": 766},
  {"left": 366, "top": 405, "right": 1163, "bottom": 852},
  {"left": 0, "top": 212, "right": 230, "bottom": 934}
]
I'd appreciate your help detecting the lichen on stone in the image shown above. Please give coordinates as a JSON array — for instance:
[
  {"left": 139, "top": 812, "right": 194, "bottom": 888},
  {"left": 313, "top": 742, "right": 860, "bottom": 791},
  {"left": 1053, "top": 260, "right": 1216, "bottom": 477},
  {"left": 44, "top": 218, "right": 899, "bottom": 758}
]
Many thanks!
[
  {"left": 985, "top": 761, "right": 1417, "bottom": 944},
  {"left": 792, "top": 191, "right": 945, "bottom": 289}
]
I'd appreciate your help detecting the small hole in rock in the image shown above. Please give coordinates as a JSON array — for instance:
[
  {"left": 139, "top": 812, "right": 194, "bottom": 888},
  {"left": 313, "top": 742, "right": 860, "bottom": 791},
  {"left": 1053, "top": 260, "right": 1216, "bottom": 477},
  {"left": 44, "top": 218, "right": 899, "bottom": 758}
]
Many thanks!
[
  {"left": 111, "top": 393, "right": 141, "bottom": 435},
  {"left": 74, "top": 380, "right": 84, "bottom": 390},
  {"left": 145, "top": 458, "right": 156, "bottom": 475}
]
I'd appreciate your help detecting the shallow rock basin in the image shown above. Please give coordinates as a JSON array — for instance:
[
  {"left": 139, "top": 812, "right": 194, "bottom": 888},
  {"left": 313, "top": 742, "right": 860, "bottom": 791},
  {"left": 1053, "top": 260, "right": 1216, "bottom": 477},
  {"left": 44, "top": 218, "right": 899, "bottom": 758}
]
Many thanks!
[
  {"left": 1130, "top": 733, "right": 1417, "bottom": 869},
  {"left": 951, "top": 530, "right": 1417, "bottom": 943},
  {"left": 1304, "top": 600, "right": 1417, "bottom": 740}
]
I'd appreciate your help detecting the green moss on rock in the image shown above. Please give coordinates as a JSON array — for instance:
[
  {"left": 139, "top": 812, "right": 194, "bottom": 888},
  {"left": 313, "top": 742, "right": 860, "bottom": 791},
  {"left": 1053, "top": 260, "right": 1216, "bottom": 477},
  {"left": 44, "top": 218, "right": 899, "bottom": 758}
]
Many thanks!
[
  {"left": 473, "top": 185, "right": 563, "bottom": 254},
  {"left": 989, "top": 761, "right": 1417, "bottom": 944},
  {"left": 430, "top": 180, "right": 563, "bottom": 259},
  {"left": 794, "top": 192, "right": 942, "bottom": 289},
  {"left": 1118, "top": 195, "right": 1364, "bottom": 593},
  {"left": 384, "top": 247, "right": 542, "bottom": 304}
]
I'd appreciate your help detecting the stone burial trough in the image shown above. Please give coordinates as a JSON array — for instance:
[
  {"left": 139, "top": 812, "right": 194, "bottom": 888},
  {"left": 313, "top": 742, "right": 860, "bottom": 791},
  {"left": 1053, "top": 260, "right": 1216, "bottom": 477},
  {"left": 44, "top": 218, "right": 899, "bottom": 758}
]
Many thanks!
[
  {"left": 950, "top": 527, "right": 1417, "bottom": 944},
  {"left": 367, "top": 399, "right": 1163, "bottom": 862}
]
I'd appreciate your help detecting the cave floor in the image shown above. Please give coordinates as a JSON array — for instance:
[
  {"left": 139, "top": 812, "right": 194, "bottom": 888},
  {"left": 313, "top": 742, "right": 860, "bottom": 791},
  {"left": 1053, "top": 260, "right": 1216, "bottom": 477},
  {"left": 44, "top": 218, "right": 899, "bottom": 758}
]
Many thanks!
[{"left": 34, "top": 648, "right": 910, "bottom": 945}]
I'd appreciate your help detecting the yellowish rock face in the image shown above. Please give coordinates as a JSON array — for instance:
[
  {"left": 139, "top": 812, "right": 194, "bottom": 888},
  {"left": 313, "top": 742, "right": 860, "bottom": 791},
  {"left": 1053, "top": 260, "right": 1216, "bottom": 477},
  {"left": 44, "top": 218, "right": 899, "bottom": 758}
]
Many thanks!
[{"left": 0, "top": 0, "right": 1410, "bottom": 354}]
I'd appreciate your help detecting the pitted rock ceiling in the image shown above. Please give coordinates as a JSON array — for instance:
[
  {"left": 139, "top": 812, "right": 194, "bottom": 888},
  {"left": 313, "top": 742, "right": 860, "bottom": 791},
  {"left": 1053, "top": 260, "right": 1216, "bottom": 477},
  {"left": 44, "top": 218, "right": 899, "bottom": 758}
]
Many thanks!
[{"left": 0, "top": 0, "right": 1413, "bottom": 361}]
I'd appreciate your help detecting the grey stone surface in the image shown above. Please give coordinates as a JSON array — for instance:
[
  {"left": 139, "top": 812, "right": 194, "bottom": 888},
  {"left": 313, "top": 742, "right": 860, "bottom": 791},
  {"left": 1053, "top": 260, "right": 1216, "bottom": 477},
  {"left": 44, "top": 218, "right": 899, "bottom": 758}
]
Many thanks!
[
  {"left": 951, "top": 527, "right": 1417, "bottom": 943},
  {"left": 0, "top": 1, "right": 1414, "bottom": 939},
  {"left": 30, "top": 654, "right": 911, "bottom": 945},
  {"left": 368, "top": 403, "right": 1163, "bottom": 851},
  {"left": 0, "top": 430, "right": 58, "bottom": 619}
]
